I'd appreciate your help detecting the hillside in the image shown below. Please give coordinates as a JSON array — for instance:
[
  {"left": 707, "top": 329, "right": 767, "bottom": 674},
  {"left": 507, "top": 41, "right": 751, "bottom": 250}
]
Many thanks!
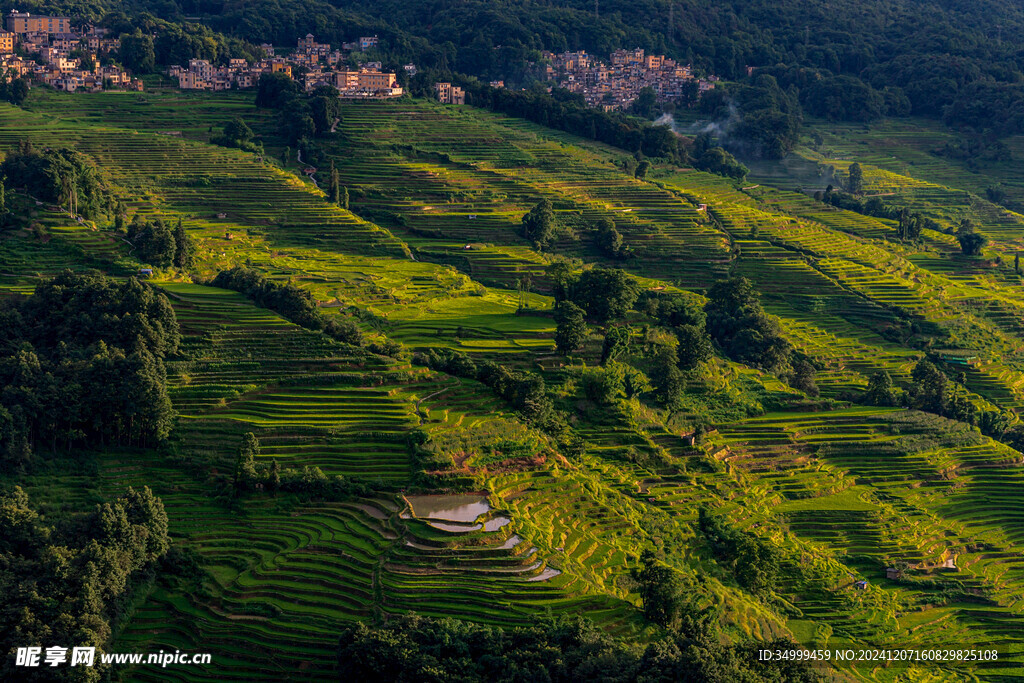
[{"left": 2, "top": 86, "right": 1024, "bottom": 681}]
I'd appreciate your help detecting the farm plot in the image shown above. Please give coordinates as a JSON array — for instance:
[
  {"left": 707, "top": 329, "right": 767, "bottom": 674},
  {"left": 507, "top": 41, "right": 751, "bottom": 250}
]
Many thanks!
[{"left": 330, "top": 101, "right": 732, "bottom": 289}]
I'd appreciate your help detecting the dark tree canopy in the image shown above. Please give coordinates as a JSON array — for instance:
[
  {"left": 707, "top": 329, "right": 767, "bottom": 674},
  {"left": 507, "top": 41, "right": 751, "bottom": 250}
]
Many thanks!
[
  {"left": 0, "top": 271, "right": 179, "bottom": 460},
  {"left": 1, "top": 145, "right": 111, "bottom": 219},
  {"left": 569, "top": 267, "right": 640, "bottom": 324},
  {"left": 704, "top": 276, "right": 792, "bottom": 372},
  {"left": 675, "top": 323, "right": 713, "bottom": 370},
  {"left": 521, "top": 198, "right": 556, "bottom": 250},
  {"left": 554, "top": 301, "right": 588, "bottom": 355},
  {"left": 336, "top": 613, "right": 822, "bottom": 683},
  {"left": 0, "top": 486, "right": 170, "bottom": 681},
  {"left": 118, "top": 29, "right": 156, "bottom": 73}
]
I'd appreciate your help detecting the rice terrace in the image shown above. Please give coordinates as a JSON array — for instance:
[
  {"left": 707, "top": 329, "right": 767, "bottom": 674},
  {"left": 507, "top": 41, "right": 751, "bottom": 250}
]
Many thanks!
[{"left": 3, "top": 1, "right": 1024, "bottom": 681}]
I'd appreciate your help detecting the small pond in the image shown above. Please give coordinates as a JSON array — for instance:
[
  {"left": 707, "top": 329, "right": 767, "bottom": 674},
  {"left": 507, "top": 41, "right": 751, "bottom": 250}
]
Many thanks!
[{"left": 406, "top": 494, "right": 491, "bottom": 522}]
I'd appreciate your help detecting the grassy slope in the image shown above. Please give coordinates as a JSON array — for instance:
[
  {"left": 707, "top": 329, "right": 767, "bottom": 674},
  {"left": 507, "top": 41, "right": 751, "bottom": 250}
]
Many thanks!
[{"left": 2, "top": 90, "right": 1024, "bottom": 680}]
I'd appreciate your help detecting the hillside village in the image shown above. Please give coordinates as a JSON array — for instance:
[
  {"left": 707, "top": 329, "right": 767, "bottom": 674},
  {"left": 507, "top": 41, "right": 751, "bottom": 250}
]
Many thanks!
[
  {"left": 0, "top": 14, "right": 718, "bottom": 112},
  {"left": 171, "top": 33, "right": 405, "bottom": 98},
  {"left": 0, "top": 10, "right": 141, "bottom": 92},
  {"left": 542, "top": 48, "right": 717, "bottom": 110}
]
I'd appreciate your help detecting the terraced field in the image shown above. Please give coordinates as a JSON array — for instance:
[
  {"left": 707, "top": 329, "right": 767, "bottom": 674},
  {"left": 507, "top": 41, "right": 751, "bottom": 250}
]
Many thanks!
[{"left": 5, "top": 90, "right": 1024, "bottom": 680}]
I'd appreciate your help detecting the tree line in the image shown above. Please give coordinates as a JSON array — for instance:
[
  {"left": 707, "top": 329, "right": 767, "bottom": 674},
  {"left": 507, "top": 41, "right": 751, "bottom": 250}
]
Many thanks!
[
  {"left": 336, "top": 611, "right": 821, "bottom": 682},
  {"left": 210, "top": 266, "right": 366, "bottom": 347},
  {"left": 414, "top": 348, "right": 551, "bottom": 424},
  {"left": 232, "top": 432, "right": 371, "bottom": 500},
  {"left": 860, "top": 360, "right": 1008, "bottom": 436}
]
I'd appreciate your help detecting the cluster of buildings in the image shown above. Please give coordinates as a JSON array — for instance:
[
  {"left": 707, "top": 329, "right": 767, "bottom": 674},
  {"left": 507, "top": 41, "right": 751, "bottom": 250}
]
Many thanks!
[
  {"left": 435, "top": 82, "right": 465, "bottom": 105},
  {"left": 170, "top": 33, "right": 404, "bottom": 98},
  {"left": 541, "top": 47, "right": 716, "bottom": 111},
  {"left": 0, "top": 10, "right": 141, "bottom": 92}
]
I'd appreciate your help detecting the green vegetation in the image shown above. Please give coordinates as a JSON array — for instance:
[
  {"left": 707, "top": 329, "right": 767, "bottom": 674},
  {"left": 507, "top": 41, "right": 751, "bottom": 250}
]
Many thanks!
[
  {"left": 0, "top": 271, "right": 178, "bottom": 461},
  {"left": 0, "top": 485, "right": 170, "bottom": 682},
  {"left": 337, "top": 613, "right": 822, "bottom": 682},
  {"left": 3, "top": 84, "right": 1024, "bottom": 681}
]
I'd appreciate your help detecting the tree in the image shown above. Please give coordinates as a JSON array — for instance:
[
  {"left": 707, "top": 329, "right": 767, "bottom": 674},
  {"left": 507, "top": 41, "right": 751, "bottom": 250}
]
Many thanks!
[
  {"left": 128, "top": 218, "right": 177, "bottom": 267},
  {"left": 119, "top": 30, "right": 156, "bottom": 73},
  {"left": 547, "top": 261, "right": 574, "bottom": 302},
  {"left": 0, "top": 271, "right": 179, "bottom": 457},
  {"left": 1002, "top": 424, "right": 1024, "bottom": 454},
  {"left": 600, "top": 325, "right": 632, "bottom": 364},
  {"left": 704, "top": 276, "right": 792, "bottom": 372},
  {"left": 635, "top": 160, "right": 651, "bottom": 179},
  {"left": 633, "top": 550, "right": 683, "bottom": 629},
  {"left": 235, "top": 432, "right": 260, "bottom": 490},
  {"left": 329, "top": 164, "right": 340, "bottom": 205},
  {"left": 580, "top": 363, "right": 625, "bottom": 404},
  {"left": 284, "top": 114, "right": 316, "bottom": 145},
  {"left": 693, "top": 146, "right": 748, "bottom": 180},
  {"left": 0, "top": 486, "right": 171, "bottom": 683},
  {"left": 790, "top": 358, "right": 819, "bottom": 397},
  {"left": 631, "top": 86, "right": 657, "bottom": 119},
  {"left": 911, "top": 360, "right": 948, "bottom": 413},
  {"left": 309, "top": 89, "right": 342, "bottom": 136},
  {"left": 735, "top": 534, "right": 781, "bottom": 595},
  {"left": 570, "top": 267, "right": 640, "bottom": 323},
  {"left": 213, "top": 118, "right": 258, "bottom": 151},
  {"left": 3, "top": 76, "right": 29, "bottom": 105},
  {"left": 847, "top": 162, "right": 864, "bottom": 194},
  {"left": 120, "top": 486, "right": 170, "bottom": 561},
  {"left": 957, "top": 219, "right": 987, "bottom": 256},
  {"left": 173, "top": 218, "right": 195, "bottom": 270},
  {"left": 224, "top": 118, "right": 254, "bottom": 145},
  {"left": 553, "top": 301, "right": 587, "bottom": 355},
  {"left": 0, "top": 178, "right": 5, "bottom": 226},
  {"left": 256, "top": 72, "right": 301, "bottom": 108},
  {"left": 521, "top": 199, "right": 556, "bottom": 250},
  {"left": 675, "top": 324, "right": 713, "bottom": 370},
  {"left": 865, "top": 371, "right": 898, "bottom": 406},
  {"left": 595, "top": 218, "right": 623, "bottom": 258},
  {"left": 897, "top": 207, "right": 922, "bottom": 240},
  {"left": 78, "top": 52, "right": 96, "bottom": 72},
  {"left": 2, "top": 145, "right": 110, "bottom": 219},
  {"left": 653, "top": 346, "right": 685, "bottom": 407},
  {"left": 268, "top": 459, "right": 280, "bottom": 492},
  {"left": 341, "top": 186, "right": 350, "bottom": 210}
]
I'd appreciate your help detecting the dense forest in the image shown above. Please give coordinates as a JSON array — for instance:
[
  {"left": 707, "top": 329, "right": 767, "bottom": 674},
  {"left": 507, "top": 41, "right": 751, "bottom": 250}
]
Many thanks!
[
  {"left": 0, "top": 485, "right": 172, "bottom": 682},
  {"left": 0, "top": 271, "right": 179, "bottom": 464}
]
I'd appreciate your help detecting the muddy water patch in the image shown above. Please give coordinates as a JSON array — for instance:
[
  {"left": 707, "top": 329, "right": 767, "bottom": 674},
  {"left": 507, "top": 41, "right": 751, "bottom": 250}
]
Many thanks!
[
  {"left": 406, "top": 494, "right": 491, "bottom": 522},
  {"left": 525, "top": 567, "right": 561, "bottom": 582}
]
